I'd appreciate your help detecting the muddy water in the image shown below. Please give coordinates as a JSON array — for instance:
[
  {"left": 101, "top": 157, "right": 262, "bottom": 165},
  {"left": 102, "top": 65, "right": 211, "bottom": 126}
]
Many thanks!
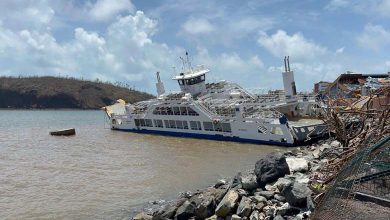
[{"left": 0, "top": 110, "right": 285, "bottom": 219}]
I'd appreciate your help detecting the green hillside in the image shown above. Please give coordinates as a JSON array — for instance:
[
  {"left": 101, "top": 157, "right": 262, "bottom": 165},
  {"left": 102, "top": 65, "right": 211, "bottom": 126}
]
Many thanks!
[{"left": 0, "top": 76, "right": 154, "bottom": 109}]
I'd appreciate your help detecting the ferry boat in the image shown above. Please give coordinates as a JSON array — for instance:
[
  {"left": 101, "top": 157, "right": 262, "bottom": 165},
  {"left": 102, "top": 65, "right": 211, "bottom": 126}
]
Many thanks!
[{"left": 104, "top": 54, "right": 325, "bottom": 146}]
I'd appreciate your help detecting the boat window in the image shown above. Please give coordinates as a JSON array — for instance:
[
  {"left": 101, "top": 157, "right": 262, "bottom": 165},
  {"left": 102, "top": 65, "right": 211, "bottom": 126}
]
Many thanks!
[
  {"left": 222, "top": 123, "right": 232, "bottom": 132},
  {"left": 134, "top": 119, "right": 140, "bottom": 126},
  {"left": 139, "top": 119, "right": 146, "bottom": 127},
  {"left": 145, "top": 119, "right": 153, "bottom": 127},
  {"left": 169, "top": 120, "right": 176, "bottom": 128},
  {"left": 154, "top": 119, "right": 163, "bottom": 128},
  {"left": 258, "top": 125, "right": 267, "bottom": 134},
  {"left": 166, "top": 107, "right": 173, "bottom": 115},
  {"left": 197, "top": 121, "right": 202, "bottom": 130},
  {"left": 213, "top": 122, "right": 222, "bottom": 132},
  {"left": 183, "top": 121, "right": 189, "bottom": 129},
  {"left": 173, "top": 107, "right": 180, "bottom": 115},
  {"left": 164, "top": 120, "right": 169, "bottom": 128},
  {"left": 176, "top": 120, "right": 183, "bottom": 129},
  {"left": 203, "top": 122, "right": 214, "bottom": 131},
  {"left": 187, "top": 107, "right": 199, "bottom": 116},
  {"left": 180, "top": 107, "right": 188, "bottom": 115},
  {"left": 190, "top": 121, "right": 201, "bottom": 130}
]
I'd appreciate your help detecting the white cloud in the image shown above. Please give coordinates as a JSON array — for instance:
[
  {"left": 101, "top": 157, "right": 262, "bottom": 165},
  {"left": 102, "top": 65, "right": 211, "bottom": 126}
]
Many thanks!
[
  {"left": 257, "top": 30, "right": 327, "bottom": 61},
  {"left": 89, "top": 0, "right": 135, "bottom": 21},
  {"left": 0, "top": 10, "right": 182, "bottom": 92},
  {"left": 357, "top": 23, "right": 390, "bottom": 51},
  {"left": 335, "top": 47, "right": 345, "bottom": 54},
  {"left": 182, "top": 18, "right": 214, "bottom": 35},
  {"left": 325, "top": 0, "right": 390, "bottom": 17},
  {"left": 325, "top": 0, "right": 350, "bottom": 11}
]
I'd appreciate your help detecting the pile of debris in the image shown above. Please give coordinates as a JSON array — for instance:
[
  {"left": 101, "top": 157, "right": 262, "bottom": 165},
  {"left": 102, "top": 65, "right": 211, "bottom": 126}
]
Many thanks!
[{"left": 315, "top": 87, "right": 390, "bottom": 186}]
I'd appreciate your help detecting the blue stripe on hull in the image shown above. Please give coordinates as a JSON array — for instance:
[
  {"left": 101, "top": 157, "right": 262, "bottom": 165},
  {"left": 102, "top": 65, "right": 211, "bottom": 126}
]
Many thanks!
[{"left": 112, "top": 128, "right": 294, "bottom": 147}]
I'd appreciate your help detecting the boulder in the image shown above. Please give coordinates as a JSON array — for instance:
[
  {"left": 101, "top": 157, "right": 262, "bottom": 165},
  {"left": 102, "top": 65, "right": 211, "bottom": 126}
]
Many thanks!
[
  {"left": 252, "top": 195, "right": 267, "bottom": 203},
  {"left": 230, "top": 214, "right": 242, "bottom": 220},
  {"left": 190, "top": 191, "right": 216, "bottom": 219},
  {"left": 240, "top": 173, "right": 258, "bottom": 191},
  {"left": 254, "top": 153, "right": 290, "bottom": 187},
  {"left": 274, "top": 194, "right": 286, "bottom": 202},
  {"left": 311, "top": 148, "right": 320, "bottom": 159},
  {"left": 249, "top": 210, "right": 260, "bottom": 220},
  {"left": 205, "top": 215, "right": 218, "bottom": 220},
  {"left": 272, "top": 177, "right": 293, "bottom": 192},
  {"left": 274, "top": 215, "right": 284, "bottom": 220},
  {"left": 258, "top": 191, "right": 274, "bottom": 200},
  {"left": 254, "top": 202, "right": 265, "bottom": 211},
  {"left": 291, "top": 172, "right": 309, "bottom": 184},
  {"left": 236, "top": 196, "right": 252, "bottom": 217},
  {"left": 215, "top": 179, "right": 227, "bottom": 188},
  {"left": 281, "top": 182, "right": 312, "bottom": 208},
  {"left": 175, "top": 200, "right": 196, "bottom": 220},
  {"left": 133, "top": 212, "right": 152, "bottom": 220},
  {"left": 215, "top": 190, "right": 239, "bottom": 217},
  {"left": 285, "top": 157, "right": 309, "bottom": 173},
  {"left": 152, "top": 204, "right": 177, "bottom": 220},
  {"left": 275, "top": 202, "right": 300, "bottom": 216}
]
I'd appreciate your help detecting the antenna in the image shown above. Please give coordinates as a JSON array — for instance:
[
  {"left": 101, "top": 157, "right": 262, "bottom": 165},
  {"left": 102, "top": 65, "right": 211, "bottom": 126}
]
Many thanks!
[
  {"left": 185, "top": 51, "right": 193, "bottom": 72},
  {"left": 284, "top": 56, "right": 287, "bottom": 72},
  {"left": 287, "top": 56, "right": 290, "bottom": 72},
  {"left": 180, "top": 57, "right": 185, "bottom": 72}
]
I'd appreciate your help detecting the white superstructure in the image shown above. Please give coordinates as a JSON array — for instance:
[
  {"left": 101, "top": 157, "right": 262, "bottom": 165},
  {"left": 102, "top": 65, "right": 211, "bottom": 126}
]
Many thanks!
[{"left": 105, "top": 54, "right": 325, "bottom": 146}]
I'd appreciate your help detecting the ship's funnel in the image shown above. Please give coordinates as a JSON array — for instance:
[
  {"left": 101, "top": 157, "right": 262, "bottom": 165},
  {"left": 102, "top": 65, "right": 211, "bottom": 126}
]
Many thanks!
[
  {"left": 282, "top": 56, "right": 297, "bottom": 99},
  {"left": 155, "top": 71, "right": 165, "bottom": 96}
]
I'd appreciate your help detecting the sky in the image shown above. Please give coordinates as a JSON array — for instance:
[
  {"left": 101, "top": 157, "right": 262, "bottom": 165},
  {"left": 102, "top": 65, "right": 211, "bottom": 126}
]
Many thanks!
[{"left": 0, "top": 0, "right": 389, "bottom": 94}]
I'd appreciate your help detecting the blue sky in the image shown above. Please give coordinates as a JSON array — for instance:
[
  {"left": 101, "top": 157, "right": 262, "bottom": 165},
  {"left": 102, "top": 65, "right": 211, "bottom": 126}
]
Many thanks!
[{"left": 0, "top": 0, "right": 389, "bottom": 94}]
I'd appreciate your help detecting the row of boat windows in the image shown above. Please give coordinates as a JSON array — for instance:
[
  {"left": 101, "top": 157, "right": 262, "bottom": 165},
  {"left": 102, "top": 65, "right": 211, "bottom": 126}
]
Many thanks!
[
  {"left": 134, "top": 119, "right": 231, "bottom": 132},
  {"left": 178, "top": 74, "right": 205, "bottom": 86},
  {"left": 153, "top": 106, "right": 199, "bottom": 116}
]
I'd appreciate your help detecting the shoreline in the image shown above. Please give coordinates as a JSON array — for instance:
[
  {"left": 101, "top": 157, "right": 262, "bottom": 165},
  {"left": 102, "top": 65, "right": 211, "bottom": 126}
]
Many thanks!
[{"left": 131, "top": 137, "right": 341, "bottom": 220}]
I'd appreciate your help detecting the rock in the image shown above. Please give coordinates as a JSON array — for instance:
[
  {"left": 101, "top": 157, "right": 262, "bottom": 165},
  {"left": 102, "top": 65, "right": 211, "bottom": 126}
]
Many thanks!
[
  {"left": 254, "top": 153, "right": 290, "bottom": 187},
  {"left": 249, "top": 210, "right": 259, "bottom": 220},
  {"left": 205, "top": 215, "right": 219, "bottom": 220},
  {"left": 174, "top": 200, "right": 196, "bottom": 220},
  {"left": 215, "top": 179, "right": 227, "bottom": 188},
  {"left": 133, "top": 212, "right": 152, "bottom": 220},
  {"left": 330, "top": 140, "right": 341, "bottom": 148},
  {"left": 274, "top": 215, "right": 284, "bottom": 220},
  {"left": 252, "top": 195, "right": 267, "bottom": 203},
  {"left": 264, "top": 206, "right": 275, "bottom": 217},
  {"left": 291, "top": 172, "right": 309, "bottom": 184},
  {"left": 230, "top": 214, "right": 242, "bottom": 220},
  {"left": 274, "top": 194, "right": 286, "bottom": 202},
  {"left": 258, "top": 191, "right": 274, "bottom": 199},
  {"left": 254, "top": 202, "right": 265, "bottom": 211},
  {"left": 264, "top": 184, "right": 278, "bottom": 192},
  {"left": 215, "top": 190, "right": 239, "bottom": 217},
  {"left": 152, "top": 204, "right": 177, "bottom": 220},
  {"left": 240, "top": 173, "right": 258, "bottom": 191},
  {"left": 237, "top": 189, "right": 249, "bottom": 197},
  {"left": 190, "top": 190, "right": 217, "bottom": 219},
  {"left": 281, "top": 182, "right": 312, "bottom": 208},
  {"left": 237, "top": 196, "right": 252, "bottom": 217},
  {"left": 272, "top": 178, "right": 293, "bottom": 192},
  {"left": 311, "top": 148, "right": 320, "bottom": 159},
  {"left": 285, "top": 157, "right": 309, "bottom": 173}
]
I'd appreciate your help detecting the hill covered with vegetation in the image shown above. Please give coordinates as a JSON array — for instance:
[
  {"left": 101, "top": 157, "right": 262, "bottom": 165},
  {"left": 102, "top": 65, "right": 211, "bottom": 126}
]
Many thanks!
[{"left": 0, "top": 76, "right": 154, "bottom": 109}]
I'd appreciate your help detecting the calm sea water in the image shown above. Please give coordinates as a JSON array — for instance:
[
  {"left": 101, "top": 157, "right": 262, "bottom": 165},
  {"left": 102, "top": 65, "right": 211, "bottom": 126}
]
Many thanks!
[{"left": 0, "top": 110, "right": 284, "bottom": 219}]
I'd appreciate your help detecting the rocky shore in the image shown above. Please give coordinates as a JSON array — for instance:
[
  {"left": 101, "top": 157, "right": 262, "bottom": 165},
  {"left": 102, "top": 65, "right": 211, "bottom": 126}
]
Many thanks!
[{"left": 132, "top": 138, "right": 342, "bottom": 220}]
